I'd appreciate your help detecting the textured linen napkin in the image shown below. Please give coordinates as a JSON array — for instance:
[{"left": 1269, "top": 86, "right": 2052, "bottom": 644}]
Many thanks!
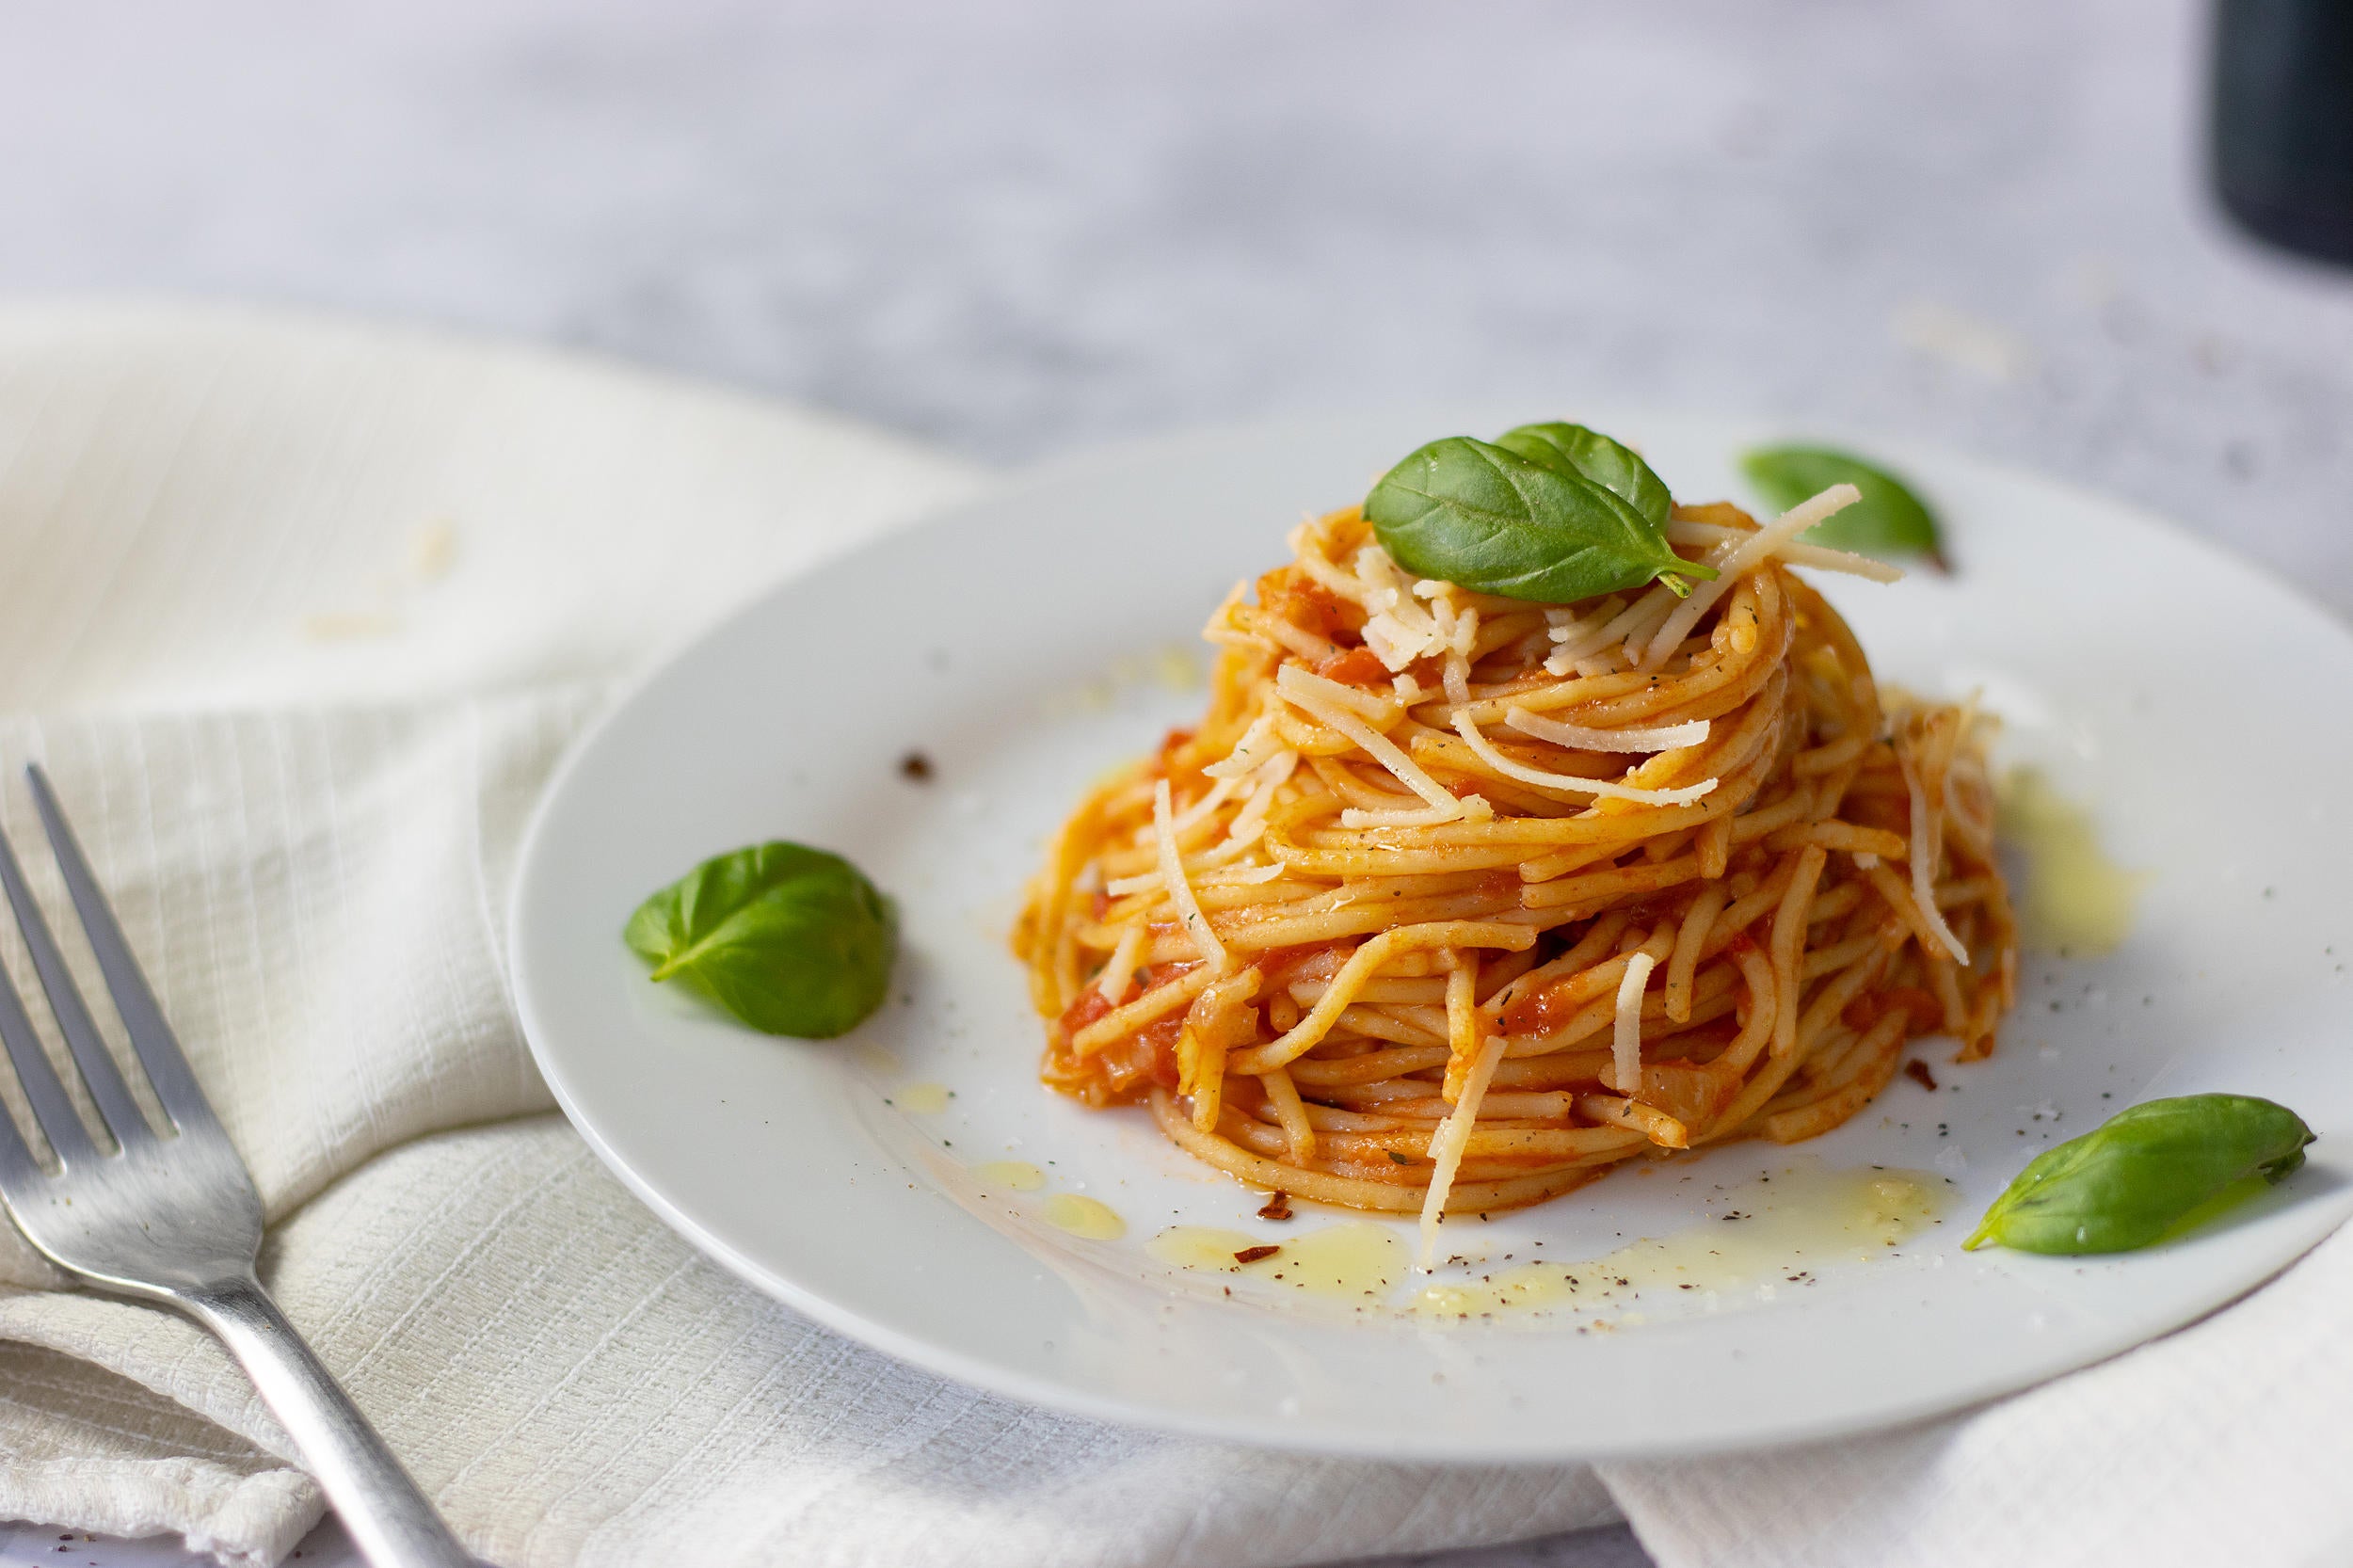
[
  {"left": 1598, "top": 1214, "right": 2353, "bottom": 1567},
  {"left": 0, "top": 304, "right": 1622, "bottom": 1568}
]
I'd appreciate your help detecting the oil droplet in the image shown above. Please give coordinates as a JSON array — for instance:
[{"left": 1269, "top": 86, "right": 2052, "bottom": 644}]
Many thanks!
[
  {"left": 1040, "top": 679, "right": 1117, "bottom": 719},
  {"left": 893, "top": 1081, "right": 951, "bottom": 1114},
  {"left": 1148, "top": 1226, "right": 1261, "bottom": 1269},
  {"left": 1999, "top": 767, "right": 2148, "bottom": 956},
  {"left": 853, "top": 1043, "right": 902, "bottom": 1076},
  {"left": 1151, "top": 643, "right": 1204, "bottom": 692},
  {"left": 1150, "top": 1222, "right": 1405, "bottom": 1300},
  {"left": 1044, "top": 1193, "right": 1125, "bottom": 1240},
  {"left": 1279, "top": 1224, "right": 1407, "bottom": 1297},
  {"left": 973, "top": 1160, "right": 1045, "bottom": 1192},
  {"left": 1414, "top": 1160, "right": 1945, "bottom": 1319}
]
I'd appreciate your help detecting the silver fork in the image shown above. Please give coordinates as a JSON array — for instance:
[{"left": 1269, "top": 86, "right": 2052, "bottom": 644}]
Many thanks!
[{"left": 0, "top": 765, "right": 477, "bottom": 1568}]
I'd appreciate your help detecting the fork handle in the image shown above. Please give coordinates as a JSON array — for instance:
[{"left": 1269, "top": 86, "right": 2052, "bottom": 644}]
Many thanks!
[{"left": 182, "top": 1273, "right": 481, "bottom": 1568}]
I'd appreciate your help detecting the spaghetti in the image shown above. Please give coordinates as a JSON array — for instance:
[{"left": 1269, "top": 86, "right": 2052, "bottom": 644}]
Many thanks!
[{"left": 1015, "top": 488, "right": 2016, "bottom": 1253}]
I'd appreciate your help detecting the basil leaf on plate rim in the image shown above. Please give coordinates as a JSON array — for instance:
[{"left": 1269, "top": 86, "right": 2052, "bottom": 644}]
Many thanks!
[
  {"left": 1965, "top": 1094, "right": 2314, "bottom": 1255},
  {"left": 626, "top": 840, "right": 897, "bottom": 1038},
  {"left": 1741, "top": 443, "right": 1948, "bottom": 569},
  {"left": 1364, "top": 423, "right": 1713, "bottom": 605}
]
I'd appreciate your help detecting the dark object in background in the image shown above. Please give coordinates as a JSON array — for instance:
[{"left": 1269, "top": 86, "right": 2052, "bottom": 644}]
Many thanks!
[{"left": 2211, "top": 0, "right": 2353, "bottom": 264}]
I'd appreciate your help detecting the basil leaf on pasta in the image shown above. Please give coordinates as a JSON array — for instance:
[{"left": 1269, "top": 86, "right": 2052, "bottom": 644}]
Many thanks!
[
  {"left": 1365, "top": 432, "right": 1712, "bottom": 604},
  {"left": 1492, "top": 422, "right": 1673, "bottom": 531}
]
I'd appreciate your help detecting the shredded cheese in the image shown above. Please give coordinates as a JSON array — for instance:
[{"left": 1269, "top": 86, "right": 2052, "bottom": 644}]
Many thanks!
[
  {"left": 1095, "top": 921, "right": 1145, "bottom": 1001},
  {"left": 1276, "top": 663, "right": 1401, "bottom": 726},
  {"left": 1221, "top": 749, "right": 1298, "bottom": 847},
  {"left": 1355, "top": 545, "right": 1450, "bottom": 671},
  {"left": 1443, "top": 953, "right": 1479, "bottom": 1103},
  {"left": 1111, "top": 853, "right": 1290, "bottom": 898},
  {"left": 1505, "top": 710, "right": 1711, "bottom": 754},
  {"left": 1426, "top": 588, "right": 1479, "bottom": 706},
  {"left": 1622, "top": 586, "right": 1684, "bottom": 651},
  {"left": 1170, "top": 773, "right": 1242, "bottom": 833},
  {"left": 1417, "top": 1030, "right": 1507, "bottom": 1268},
  {"left": 1612, "top": 950, "right": 1657, "bottom": 1096},
  {"left": 1363, "top": 616, "right": 1431, "bottom": 672},
  {"left": 1543, "top": 599, "right": 1622, "bottom": 674},
  {"left": 1545, "top": 587, "right": 1669, "bottom": 675},
  {"left": 1200, "top": 580, "right": 1262, "bottom": 650},
  {"left": 1900, "top": 746, "right": 1970, "bottom": 965},
  {"left": 1451, "top": 711, "right": 1718, "bottom": 806},
  {"left": 1339, "top": 798, "right": 1493, "bottom": 830},
  {"left": 1153, "top": 778, "right": 1229, "bottom": 973},
  {"left": 1201, "top": 712, "right": 1280, "bottom": 779},
  {"left": 1278, "top": 664, "right": 1465, "bottom": 816},
  {"left": 1666, "top": 520, "right": 1905, "bottom": 584},
  {"left": 1639, "top": 483, "right": 1862, "bottom": 669}
]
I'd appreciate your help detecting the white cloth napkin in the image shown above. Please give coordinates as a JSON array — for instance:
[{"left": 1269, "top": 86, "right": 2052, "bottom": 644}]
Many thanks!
[
  {"left": 1600, "top": 1214, "right": 2353, "bottom": 1567},
  {"left": 0, "top": 304, "right": 1622, "bottom": 1567},
  {"left": 1, "top": 301, "right": 2345, "bottom": 1568}
]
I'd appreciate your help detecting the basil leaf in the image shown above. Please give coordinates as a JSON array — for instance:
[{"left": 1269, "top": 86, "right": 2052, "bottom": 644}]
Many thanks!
[
  {"left": 625, "top": 841, "right": 897, "bottom": 1038},
  {"left": 1740, "top": 444, "right": 1947, "bottom": 568},
  {"left": 1964, "top": 1094, "right": 2314, "bottom": 1255},
  {"left": 1365, "top": 434, "right": 1714, "bottom": 604},
  {"left": 1493, "top": 422, "right": 1673, "bottom": 530}
]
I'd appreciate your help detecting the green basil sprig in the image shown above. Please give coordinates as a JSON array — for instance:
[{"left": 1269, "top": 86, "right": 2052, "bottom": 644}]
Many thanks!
[
  {"left": 1492, "top": 421, "right": 1675, "bottom": 530},
  {"left": 1965, "top": 1094, "right": 2314, "bottom": 1255},
  {"left": 1740, "top": 444, "right": 1948, "bottom": 568},
  {"left": 625, "top": 841, "right": 897, "bottom": 1038},
  {"left": 1365, "top": 423, "right": 1714, "bottom": 604}
]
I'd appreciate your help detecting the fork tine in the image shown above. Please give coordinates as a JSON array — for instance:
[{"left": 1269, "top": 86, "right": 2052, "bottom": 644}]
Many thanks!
[
  {"left": 0, "top": 923, "right": 103, "bottom": 1165},
  {"left": 0, "top": 784, "right": 155, "bottom": 1149},
  {"left": 0, "top": 1074, "right": 50, "bottom": 1191},
  {"left": 25, "top": 765, "right": 225, "bottom": 1140}
]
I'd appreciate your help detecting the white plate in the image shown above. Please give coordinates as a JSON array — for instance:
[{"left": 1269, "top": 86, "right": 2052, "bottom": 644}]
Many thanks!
[{"left": 509, "top": 411, "right": 2353, "bottom": 1462}]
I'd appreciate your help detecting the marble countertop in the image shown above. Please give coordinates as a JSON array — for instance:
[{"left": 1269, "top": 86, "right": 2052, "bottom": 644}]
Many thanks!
[
  {"left": 1, "top": 3, "right": 2348, "bottom": 1565},
  {"left": 6, "top": 0, "right": 2351, "bottom": 602}
]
